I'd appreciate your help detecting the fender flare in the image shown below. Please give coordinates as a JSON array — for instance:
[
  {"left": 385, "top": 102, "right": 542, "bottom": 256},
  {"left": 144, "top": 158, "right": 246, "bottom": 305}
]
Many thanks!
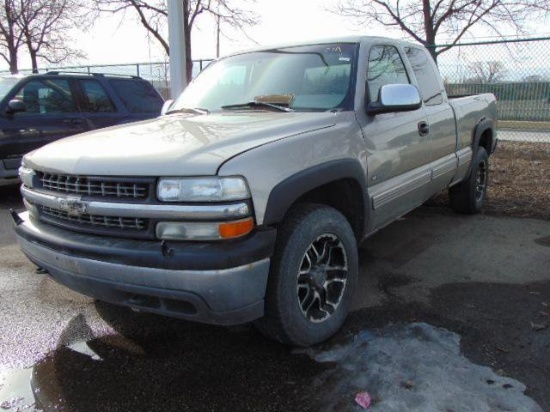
[
  {"left": 472, "top": 118, "right": 496, "bottom": 156},
  {"left": 263, "top": 159, "right": 369, "bottom": 235}
]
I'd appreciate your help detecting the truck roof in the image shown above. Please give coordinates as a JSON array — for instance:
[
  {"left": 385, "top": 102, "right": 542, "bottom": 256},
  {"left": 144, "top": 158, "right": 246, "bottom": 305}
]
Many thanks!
[{"left": 226, "top": 36, "right": 421, "bottom": 58}]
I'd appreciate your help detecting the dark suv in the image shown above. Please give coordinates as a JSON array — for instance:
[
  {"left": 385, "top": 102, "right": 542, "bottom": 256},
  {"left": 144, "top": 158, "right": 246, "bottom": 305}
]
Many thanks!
[{"left": 0, "top": 72, "right": 164, "bottom": 184}]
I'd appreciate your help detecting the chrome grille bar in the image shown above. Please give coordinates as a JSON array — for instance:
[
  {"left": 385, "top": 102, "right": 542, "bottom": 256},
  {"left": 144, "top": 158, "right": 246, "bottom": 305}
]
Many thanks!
[
  {"left": 42, "top": 206, "right": 147, "bottom": 230},
  {"left": 38, "top": 172, "right": 149, "bottom": 199},
  {"left": 21, "top": 186, "right": 251, "bottom": 220}
]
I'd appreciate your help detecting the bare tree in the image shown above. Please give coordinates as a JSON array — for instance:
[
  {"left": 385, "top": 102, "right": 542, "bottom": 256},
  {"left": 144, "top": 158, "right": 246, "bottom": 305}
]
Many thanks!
[
  {"left": 332, "top": 0, "right": 550, "bottom": 63},
  {"left": 0, "top": 0, "right": 87, "bottom": 74},
  {"left": 0, "top": 0, "right": 25, "bottom": 73},
  {"left": 19, "top": 0, "right": 86, "bottom": 73},
  {"left": 466, "top": 60, "right": 506, "bottom": 83},
  {"left": 93, "top": 0, "right": 258, "bottom": 81}
]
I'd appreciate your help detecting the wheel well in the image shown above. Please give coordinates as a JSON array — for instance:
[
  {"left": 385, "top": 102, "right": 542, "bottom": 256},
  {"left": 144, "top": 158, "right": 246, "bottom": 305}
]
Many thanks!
[
  {"left": 478, "top": 128, "right": 493, "bottom": 155},
  {"left": 289, "top": 179, "right": 365, "bottom": 241}
]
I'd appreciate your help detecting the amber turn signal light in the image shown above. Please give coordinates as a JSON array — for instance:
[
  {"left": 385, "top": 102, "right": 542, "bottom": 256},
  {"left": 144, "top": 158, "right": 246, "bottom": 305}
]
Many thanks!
[{"left": 219, "top": 218, "right": 254, "bottom": 239}]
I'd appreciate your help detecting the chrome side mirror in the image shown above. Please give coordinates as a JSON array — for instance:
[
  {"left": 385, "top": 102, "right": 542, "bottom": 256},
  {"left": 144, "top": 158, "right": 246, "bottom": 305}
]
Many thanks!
[{"left": 367, "top": 84, "right": 422, "bottom": 115}]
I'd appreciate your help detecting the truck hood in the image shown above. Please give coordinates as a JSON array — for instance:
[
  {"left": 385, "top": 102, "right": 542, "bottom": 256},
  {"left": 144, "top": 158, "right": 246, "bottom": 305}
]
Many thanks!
[{"left": 24, "top": 111, "right": 336, "bottom": 176}]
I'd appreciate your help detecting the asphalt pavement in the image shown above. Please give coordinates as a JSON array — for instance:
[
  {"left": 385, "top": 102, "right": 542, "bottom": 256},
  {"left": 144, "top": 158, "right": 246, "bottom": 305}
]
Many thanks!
[{"left": 1, "top": 184, "right": 549, "bottom": 411}]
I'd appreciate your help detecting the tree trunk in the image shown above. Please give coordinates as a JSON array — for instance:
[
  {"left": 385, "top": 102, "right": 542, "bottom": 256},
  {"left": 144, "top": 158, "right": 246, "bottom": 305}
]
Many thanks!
[
  {"left": 29, "top": 49, "right": 38, "bottom": 73},
  {"left": 421, "top": 0, "right": 438, "bottom": 64},
  {"left": 8, "top": 46, "right": 18, "bottom": 74},
  {"left": 427, "top": 46, "right": 438, "bottom": 65},
  {"left": 183, "top": 2, "right": 192, "bottom": 83}
]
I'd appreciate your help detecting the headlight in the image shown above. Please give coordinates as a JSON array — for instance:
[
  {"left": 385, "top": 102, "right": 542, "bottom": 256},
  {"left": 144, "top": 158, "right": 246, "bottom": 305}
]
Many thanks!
[{"left": 157, "top": 177, "right": 250, "bottom": 202}]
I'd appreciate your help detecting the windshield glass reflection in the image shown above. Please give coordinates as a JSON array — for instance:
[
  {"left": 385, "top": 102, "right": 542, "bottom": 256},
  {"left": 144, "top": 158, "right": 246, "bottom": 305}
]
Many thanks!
[{"left": 172, "top": 43, "right": 358, "bottom": 113}]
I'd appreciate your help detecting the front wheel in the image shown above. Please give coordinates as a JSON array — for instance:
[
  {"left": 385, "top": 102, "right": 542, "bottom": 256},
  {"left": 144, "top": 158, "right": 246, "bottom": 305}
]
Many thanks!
[
  {"left": 449, "top": 147, "right": 489, "bottom": 214},
  {"left": 255, "top": 203, "right": 358, "bottom": 346}
]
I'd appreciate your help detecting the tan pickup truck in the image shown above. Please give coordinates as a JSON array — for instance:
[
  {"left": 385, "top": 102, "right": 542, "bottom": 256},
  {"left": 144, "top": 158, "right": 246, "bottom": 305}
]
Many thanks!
[{"left": 13, "top": 36, "right": 497, "bottom": 346}]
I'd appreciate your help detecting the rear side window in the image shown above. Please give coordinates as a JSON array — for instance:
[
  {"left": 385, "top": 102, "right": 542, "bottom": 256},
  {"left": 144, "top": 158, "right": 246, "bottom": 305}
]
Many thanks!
[
  {"left": 13, "top": 79, "right": 77, "bottom": 115},
  {"left": 367, "top": 45, "right": 409, "bottom": 102},
  {"left": 80, "top": 79, "right": 116, "bottom": 113},
  {"left": 108, "top": 79, "right": 163, "bottom": 114},
  {"left": 405, "top": 47, "right": 444, "bottom": 106}
]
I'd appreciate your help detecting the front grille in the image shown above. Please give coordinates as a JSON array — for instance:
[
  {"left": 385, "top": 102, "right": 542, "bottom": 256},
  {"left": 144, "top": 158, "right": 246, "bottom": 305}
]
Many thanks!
[
  {"left": 42, "top": 206, "right": 147, "bottom": 231},
  {"left": 38, "top": 172, "right": 149, "bottom": 199}
]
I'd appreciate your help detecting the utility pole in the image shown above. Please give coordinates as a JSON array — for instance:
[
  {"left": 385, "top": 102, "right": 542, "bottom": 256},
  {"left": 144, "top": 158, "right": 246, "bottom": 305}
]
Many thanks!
[
  {"left": 167, "top": 0, "right": 187, "bottom": 98},
  {"left": 216, "top": 13, "right": 220, "bottom": 58}
]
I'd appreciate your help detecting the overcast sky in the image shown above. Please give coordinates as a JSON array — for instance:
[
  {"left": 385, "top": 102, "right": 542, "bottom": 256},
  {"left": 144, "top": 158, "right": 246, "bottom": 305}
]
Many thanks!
[
  {"left": 1, "top": 0, "right": 400, "bottom": 72},
  {"left": 79, "top": 0, "right": 363, "bottom": 65}
]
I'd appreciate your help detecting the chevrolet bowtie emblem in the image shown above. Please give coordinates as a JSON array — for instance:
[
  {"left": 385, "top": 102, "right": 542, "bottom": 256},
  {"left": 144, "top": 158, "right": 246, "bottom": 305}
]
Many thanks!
[{"left": 59, "top": 196, "right": 88, "bottom": 216}]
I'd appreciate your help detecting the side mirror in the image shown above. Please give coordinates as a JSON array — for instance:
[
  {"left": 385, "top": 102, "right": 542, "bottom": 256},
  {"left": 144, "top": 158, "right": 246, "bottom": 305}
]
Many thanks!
[
  {"left": 367, "top": 84, "right": 422, "bottom": 116},
  {"left": 161, "top": 99, "right": 174, "bottom": 115},
  {"left": 6, "top": 99, "right": 26, "bottom": 115}
]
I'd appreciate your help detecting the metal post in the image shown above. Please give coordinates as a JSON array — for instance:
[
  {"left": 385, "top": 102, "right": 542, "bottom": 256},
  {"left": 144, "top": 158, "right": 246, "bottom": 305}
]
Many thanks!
[
  {"left": 168, "top": 0, "right": 187, "bottom": 99},
  {"left": 216, "top": 14, "right": 220, "bottom": 58}
]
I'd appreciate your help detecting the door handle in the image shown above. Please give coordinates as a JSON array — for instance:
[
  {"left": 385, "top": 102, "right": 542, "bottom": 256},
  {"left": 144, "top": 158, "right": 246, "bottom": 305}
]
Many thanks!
[{"left": 418, "top": 121, "right": 429, "bottom": 136}]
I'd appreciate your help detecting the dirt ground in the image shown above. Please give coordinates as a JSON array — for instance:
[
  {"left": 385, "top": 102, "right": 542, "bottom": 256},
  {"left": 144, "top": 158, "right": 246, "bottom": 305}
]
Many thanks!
[{"left": 433, "top": 141, "right": 550, "bottom": 220}]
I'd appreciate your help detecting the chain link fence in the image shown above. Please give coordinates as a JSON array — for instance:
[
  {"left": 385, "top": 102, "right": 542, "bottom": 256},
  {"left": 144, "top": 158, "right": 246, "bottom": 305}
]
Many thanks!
[
  {"left": 0, "top": 59, "right": 214, "bottom": 100},
  {"left": 433, "top": 37, "right": 550, "bottom": 144},
  {"left": 3, "top": 38, "right": 549, "bottom": 143}
]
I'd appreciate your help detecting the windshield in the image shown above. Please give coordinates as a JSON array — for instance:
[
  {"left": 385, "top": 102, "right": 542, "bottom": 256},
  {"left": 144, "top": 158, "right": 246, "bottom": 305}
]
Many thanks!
[
  {"left": 172, "top": 43, "right": 358, "bottom": 112},
  {"left": 0, "top": 76, "right": 21, "bottom": 101}
]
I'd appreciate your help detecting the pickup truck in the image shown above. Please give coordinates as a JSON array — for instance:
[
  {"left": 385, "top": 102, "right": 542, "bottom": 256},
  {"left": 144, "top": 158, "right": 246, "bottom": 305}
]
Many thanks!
[{"left": 13, "top": 37, "right": 497, "bottom": 346}]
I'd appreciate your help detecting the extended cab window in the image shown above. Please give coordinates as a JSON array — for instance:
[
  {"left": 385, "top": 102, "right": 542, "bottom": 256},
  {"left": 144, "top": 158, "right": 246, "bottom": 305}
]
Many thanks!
[
  {"left": 109, "top": 79, "right": 163, "bottom": 114},
  {"left": 13, "top": 79, "right": 77, "bottom": 115},
  {"left": 80, "top": 79, "right": 116, "bottom": 113},
  {"left": 367, "top": 46, "right": 409, "bottom": 102},
  {"left": 405, "top": 47, "right": 444, "bottom": 106}
]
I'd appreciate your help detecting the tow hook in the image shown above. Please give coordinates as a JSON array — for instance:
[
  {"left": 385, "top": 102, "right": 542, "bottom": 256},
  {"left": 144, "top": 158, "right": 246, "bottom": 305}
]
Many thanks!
[
  {"left": 9, "top": 209, "right": 23, "bottom": 225},
  {"left": 161, "top": 240, "right": 174, "bottom": 257}
]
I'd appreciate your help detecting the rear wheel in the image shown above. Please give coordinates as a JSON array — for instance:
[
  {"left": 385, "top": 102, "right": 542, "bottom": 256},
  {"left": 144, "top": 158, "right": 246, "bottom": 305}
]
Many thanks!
[
  {"left": 255, "top": 203, "right": 358, "bottom": 346},
  {"left": 450, "top": 147, "right": 489, "bottom": 214}
]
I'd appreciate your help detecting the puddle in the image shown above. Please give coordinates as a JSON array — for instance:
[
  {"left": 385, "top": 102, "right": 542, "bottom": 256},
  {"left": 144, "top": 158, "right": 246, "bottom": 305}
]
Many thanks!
[
  {"left": 0, "top": 341, "right": 107, "bottom": 411},
  {"left": 0, "top": 368, "right": 38, "bottom": 411}
]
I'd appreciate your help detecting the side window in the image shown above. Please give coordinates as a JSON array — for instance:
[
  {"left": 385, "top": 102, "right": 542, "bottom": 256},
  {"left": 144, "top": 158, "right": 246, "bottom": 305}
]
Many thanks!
[
  {"left": 80, "top": 80, "right": 116, "bottom": 113},
  {"left": 367, "top": 45, "right": 409, "bottom": 102},
  {"left": 13, "top": 79, "right": 77, "bottom": 115},
  {"left": 405, "top": 47, "right": 443, "bottom": 106},
  {"left": 108, "top": 79, "right": 163, "bottom": 114}
]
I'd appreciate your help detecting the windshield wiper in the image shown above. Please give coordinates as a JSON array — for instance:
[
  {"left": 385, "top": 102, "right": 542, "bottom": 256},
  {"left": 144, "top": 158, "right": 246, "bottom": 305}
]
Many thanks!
[
  {"left": 166, "top": 107, "right": 209, "bottom": 115},
  {"left": 221, "top": 101, "right": 293, "bottom": 112}
]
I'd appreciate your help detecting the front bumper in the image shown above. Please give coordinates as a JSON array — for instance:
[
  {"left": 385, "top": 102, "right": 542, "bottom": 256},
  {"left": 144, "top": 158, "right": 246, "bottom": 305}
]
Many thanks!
[{"left": 14, "top": 212, "right": 276, "bottom": 325}]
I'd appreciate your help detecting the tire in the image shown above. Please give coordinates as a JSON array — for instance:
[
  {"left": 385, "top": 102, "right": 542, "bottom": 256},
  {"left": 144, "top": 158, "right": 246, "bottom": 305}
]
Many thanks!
[
  {"left": 449, "top": 147, "right": 489, "bottom": 214},
  {"left": 255, "top": 203, "right": 358, "bottom": 346}
]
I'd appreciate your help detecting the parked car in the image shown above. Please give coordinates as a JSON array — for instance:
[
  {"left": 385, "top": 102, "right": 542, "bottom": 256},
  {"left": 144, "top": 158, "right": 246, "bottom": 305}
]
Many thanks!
[
  {"left": 0, "top": 72, "right": 164, "bottom": 184},
  {"left": 13, "top": 37, "right": 497, "bottom": 346}
]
